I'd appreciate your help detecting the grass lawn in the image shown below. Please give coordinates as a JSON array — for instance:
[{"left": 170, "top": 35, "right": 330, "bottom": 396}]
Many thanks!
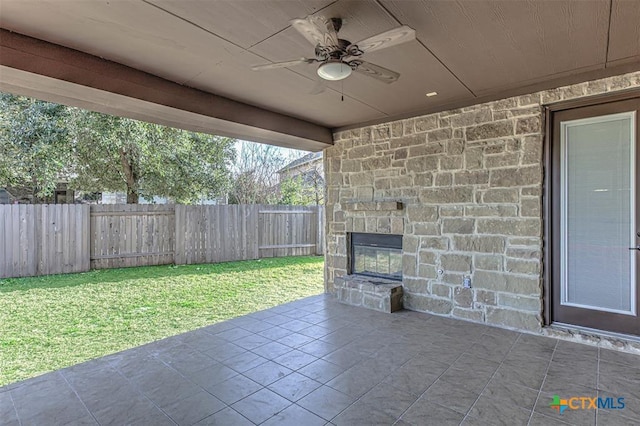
[{"left": 0, "top": 256, "right": 324, "bottom": 387}]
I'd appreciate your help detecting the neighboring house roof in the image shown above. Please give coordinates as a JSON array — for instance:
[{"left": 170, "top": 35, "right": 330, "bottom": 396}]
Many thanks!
[{"left": 278, "top": 151, "right": 322, "bottom": 174}]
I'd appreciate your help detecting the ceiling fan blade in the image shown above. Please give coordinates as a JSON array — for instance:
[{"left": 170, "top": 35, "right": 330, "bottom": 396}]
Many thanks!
[
  {"left": 291, "top": 16, "right": 340, "bottom": 49},
  {"left": 251, "top": 58, "right": 314, "bottom": 71},
  {"left": 351, "top": 26, "right": 415, "bottom": 54},
  {"left": 353, "top": 61, "right": 400, "bottom": 84}
]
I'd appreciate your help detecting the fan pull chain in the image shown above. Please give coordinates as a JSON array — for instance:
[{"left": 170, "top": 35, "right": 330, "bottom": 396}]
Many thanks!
[{"left": 341, "top": 80, "right": 344, "bottom": 102}]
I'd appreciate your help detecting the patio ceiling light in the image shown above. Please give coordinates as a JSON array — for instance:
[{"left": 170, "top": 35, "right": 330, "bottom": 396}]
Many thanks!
[{"left": 317, "top": 60, "right": 352, "bottom": 81}]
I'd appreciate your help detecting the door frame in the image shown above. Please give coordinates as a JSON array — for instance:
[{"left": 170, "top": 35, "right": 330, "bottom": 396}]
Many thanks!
[{"left": 543, "top": 88, "right": 640, "bottom": 329}]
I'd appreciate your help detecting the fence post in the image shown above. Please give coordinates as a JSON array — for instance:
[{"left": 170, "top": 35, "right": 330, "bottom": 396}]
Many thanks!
[{"left": 316, "top": 205, "right": 323, "bottom": 255}]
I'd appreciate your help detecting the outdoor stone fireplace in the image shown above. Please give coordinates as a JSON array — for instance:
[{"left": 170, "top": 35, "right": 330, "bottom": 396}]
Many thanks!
[
  {"left": 325, "top": 71, "right": 640, "bottom": 333},
  {"left": 333, "top": 201, "right": 405, "bottom": 313}
]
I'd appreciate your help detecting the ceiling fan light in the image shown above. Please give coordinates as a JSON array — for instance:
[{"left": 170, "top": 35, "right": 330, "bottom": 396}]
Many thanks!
[{"left": 317, "top": 60, "right": 352, "bottom": 81}]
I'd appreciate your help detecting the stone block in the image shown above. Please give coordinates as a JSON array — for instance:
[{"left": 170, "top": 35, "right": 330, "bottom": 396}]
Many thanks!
[
  {"left": 517, "top": 94, "right": 541, "bottom": 106},
  {"left": 419, "top": 187, "right": 474, "bottom": 204},
  {"left": 439, "top": 206, "right": 464, "bottom": 217},
  {"left": 466, "top": 121, "right": 514, "bottom": 141},
  {"left": 355, "top": 187, "right": 374, "bottom": 202},
  {"left": 373, "top": 126, "right": 390, "bottom": 140},
  {"left": 406, "top": 156, "right": 439, "bottom": 173},
  {"left": 485, "top": 144, "right": 505, "bottom": 155},
  {"left": 413, "top": 223, "right": 441, "bottom": 235},
  {"left": 452, "top": 308, "right": 485, "bottom": 322},
  {"left": 464, "top": 205, "right": 517, "bottom": 218},
  {"left": 477, "top": 218, "right": 541, "bottom": 237},
  {"left": 442, "top": 218, "right": 475, "bottom": 234},
  {"left": 454, "top": 287, "right": 473, "bottom": 307},
  {"left": 349, "top": 172, "right": 374, "bottom": 186},
  {"left": 431, "top": 283, "right": 451, "bottom": 298},
  {"left": 406, "top": 205, "right": 438, "bottom": 222},
  {"left": 414, "top": 115, "right": 439, "bottom": 132},
  {"left": 515, "top": 116, "right": 541, "bottom": 134},
  {"left": 442, "top": 272, "right": 464, "bottom": 286},
  {"left": 474, "top": 254, "right": 503, "bottom": 271},
  {"left": 419, "top": 251, "right": 436, "bottom": 265},
  {"left": 348, "top": 145, "right": 375, "bottom": 159},
  {"left": 403, "top": 253, "right": 417, "bottom": 276},
  {"left": 473, "top": 271, "right": 540, "bottom": 294},
  {"left": 434, "top": 173, "right": 453, "bottom": 186},
  {"left": 506, "top": 247, "right": 541, "bottom": 260},
  {"left": 403, "top": 235, "right": 420, "bottom": 253},
  {"left": 389, "top": 176, "right": 413, "bottom": 189},
  {"left": 350, "top": 288, "right": 364, "bottom": 306},
  {"left": 404, "top": 293, "right": 453, "bottom": 315},
  {"left": 520, "top": 198, "right": 540, "bottom": 217},
  {"left": 454, "top": 170, "right": 489, "bottom": 185},
  {"left": 391, "top": 217, "right": 404, "bottom": 234},
  {"left": 450, "top": 108, "right": 492, "bottom": 127},
  {"left": 440, "top": 156, "right": 463, "bottom": 170},
  {"left": 497, "top": 294, "right": 540, "bottom": 312},
  {"left": 440, "top": 254, "right": 472, "bottom": 273},
  {"left": 377, "top": 217, "right": 391, "bottom": 233},
  {"left": 410, "top": 142, "right": 446, "bottom": 157},
  {"left": 486, "top": 307, "right": 541, "bottom": 332},
  {"left": 485, "top": 153, "right": 520, "bottom": 168},
  {"left": 475, "top": 289, "right": 497, "bottom": 306},
  {"left": 522, "top": 135, "right": 543, "bottom": 164},
  {"left": 427, "top": 128, "right": 452, "bottom": 142},
  {"left": 448, "top": 139, "right": 465, "bottom": 155},
  {"left": 335, "top": 275, "right": 403, "bottom": 313},
  {"left": 506, "top": 259, "right": 539, "bottom": 275},
  {"left": 481, "top": 188, "right": 519, "bottom": 203},
  {"left": 452, "top": 235, "right": 505, "bottom": 253},
  {"left": 418, "top": 264, "right": 438, "bottom": 279},
  {"left": 489, "top": 166, "right": 541, "bottom": 187},
  {"left": 362, "top": 156, "right": 392, "bottom": 171},
  {"left": 390, "top": 134, "right": 426, "bottom": 149},
  {"left": 414, "top": 173, "right": 433, "bottom": 186},
  {"left": 420, "top": 237, "right": 449, "bottom": 251},
  {"left": 391, "top": 121, "right": 403, "bottom": 138},
  {"left": 404, "top": 277, "right": 429, "bottom": 294},
  {"left": 464, "top": 148, "right": 484, "bottom": 169},
  {"left": 363, "top": 294, "right": 382, "bottom": 310},
  {"left": 341, "top": 159, "right": 362, "bottom": 173}
]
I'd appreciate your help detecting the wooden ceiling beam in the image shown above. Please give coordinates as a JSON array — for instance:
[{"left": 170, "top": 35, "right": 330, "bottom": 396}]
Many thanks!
[{"left": 0, "top": 29, "right": 333, "bottom": 151}]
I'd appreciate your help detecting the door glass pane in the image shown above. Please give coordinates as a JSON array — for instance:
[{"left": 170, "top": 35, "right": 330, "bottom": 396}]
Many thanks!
[{"left": 562, "top": 113, "right": 635, "bottom": 314}]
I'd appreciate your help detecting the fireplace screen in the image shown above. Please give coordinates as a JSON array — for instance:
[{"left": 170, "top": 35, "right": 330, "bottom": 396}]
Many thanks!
[{"left": 350, "top": 233, "right": 402, "bottom": 281}]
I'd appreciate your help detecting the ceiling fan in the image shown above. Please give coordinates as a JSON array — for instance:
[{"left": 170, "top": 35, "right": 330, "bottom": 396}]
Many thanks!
[{"left": 252, "top": 16, "right": 415, "bottom": 84}]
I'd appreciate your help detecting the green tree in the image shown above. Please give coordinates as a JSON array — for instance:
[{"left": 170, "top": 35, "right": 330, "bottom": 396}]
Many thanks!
[
  {"left": 0, "top": 93, "right": 71, "bottom": 201},
  {"left": 279, "top": 176, "right": 315, "bottom": 205},
  {"left": 69, "top": 111, "right": 235, "bottom": 203}
]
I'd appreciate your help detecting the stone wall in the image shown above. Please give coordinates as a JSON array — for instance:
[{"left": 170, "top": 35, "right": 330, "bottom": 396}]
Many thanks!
[{"left": 324, "top": 71, "right": 640, "bottom": 333}]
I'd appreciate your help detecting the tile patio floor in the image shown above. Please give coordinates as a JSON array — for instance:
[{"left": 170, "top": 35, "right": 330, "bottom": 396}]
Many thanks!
[{"left": 1, "top": 294, "right": 640, "bottom": 426}]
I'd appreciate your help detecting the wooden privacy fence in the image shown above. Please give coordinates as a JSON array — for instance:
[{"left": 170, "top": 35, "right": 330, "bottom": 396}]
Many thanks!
[{"left": 0, "top": 204, "right": 324, "bottom": 278}]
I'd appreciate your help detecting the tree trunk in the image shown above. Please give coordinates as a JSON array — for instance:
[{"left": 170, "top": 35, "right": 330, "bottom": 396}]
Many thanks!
[{"left": 119, "top": 147, "right": 139, "bottom": 204}]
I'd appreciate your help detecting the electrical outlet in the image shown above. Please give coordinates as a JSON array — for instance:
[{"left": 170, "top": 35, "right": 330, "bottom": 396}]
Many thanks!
[{"left": 463, "top": 276, "right": 472, "bottom": 288}]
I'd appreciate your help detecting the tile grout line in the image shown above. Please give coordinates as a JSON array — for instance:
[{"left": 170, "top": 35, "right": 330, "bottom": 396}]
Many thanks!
[
  {"left": 388, "top": 328, "right": 493, "bottom": 424},
  {"left": 58, "top": 371, "right": 102, "bottom": 426},
  {"left": 459, "top": 331, "right": 527, "bottom": 425},
  {"left": 111, "top": 362, "right": 180, "bottom": 425},
  {"left": 524, "top": 338, "right": 559, "bottom": 426},
  {"left": 8, "top": 388, "right": 22, "bottom": 426}
]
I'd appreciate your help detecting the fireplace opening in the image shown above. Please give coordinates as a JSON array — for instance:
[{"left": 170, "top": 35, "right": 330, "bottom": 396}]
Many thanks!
[{"left": 350, "top": 233, "right": 402, "bottom": 281}]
